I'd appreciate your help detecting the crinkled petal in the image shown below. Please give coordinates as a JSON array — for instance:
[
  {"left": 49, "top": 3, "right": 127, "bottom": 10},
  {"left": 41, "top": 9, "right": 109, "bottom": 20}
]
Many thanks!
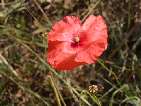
[
  {"left": 83, "top": 15, "right": 106, "bottom": 31},
  {"left": 48, "top": 41, "right": 77, "bottom": 54},
  {"left": 82, "top": 15, "right": 108, "bottom": 43},
  {"left": 48, "top": 41, "right": 60, "bottom": 52},
  {"left": 48, "top": 16, "right": 81, "bottom": 42},
  {"left": 47, "top": 42, "right": 83, "bottom": 70},
  {"left": 75, "top": 40, "right": 107, "bottom": 63},
  {"left": 82, "top": 15, "right": 97, "bottom": 30},
  {"left": 76, "top": 15, "right": 108, "bottom": 63},
  {"left": 52, "top": 55, "right": 84, "bottom": 70}
]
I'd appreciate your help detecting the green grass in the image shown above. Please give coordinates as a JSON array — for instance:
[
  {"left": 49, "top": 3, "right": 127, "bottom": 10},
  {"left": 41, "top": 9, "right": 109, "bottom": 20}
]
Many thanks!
[{"left": 0, "top": 0, "right": 141, "bottom": 106}]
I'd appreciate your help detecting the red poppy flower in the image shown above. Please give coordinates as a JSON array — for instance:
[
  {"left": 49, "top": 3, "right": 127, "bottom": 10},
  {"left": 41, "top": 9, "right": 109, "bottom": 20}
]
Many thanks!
[{"left": 47, "top": 15, "right": 108, "bottom": 71}]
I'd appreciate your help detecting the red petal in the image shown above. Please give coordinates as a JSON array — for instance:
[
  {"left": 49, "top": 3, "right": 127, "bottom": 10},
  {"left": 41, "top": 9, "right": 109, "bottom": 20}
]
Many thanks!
[
  {"left": 47, "top": 42, "right": 82, "bottom": 70},
  {"left": 53, "top": 55, "right": 84, "bottom": 70},
  {"left": 74, "top": 15, "right": 108, "bottom": 63},
  {"left": 48, "top": 41, "right": 60, "bottom": 52},
  {"left": 82, "top": 15, "right": 97, "bottom": 30},
  {"left": 75, "top": 40, "right": 107, "bottom": 63},
  {"left": 82, "top": 15, "right": 108, "bottom": 43},
  {"left": 48, "top": 16, "right": 81, "bottom": 42},
  {"left": 83, "top": 15, "right": 106, "bottom": 31}
]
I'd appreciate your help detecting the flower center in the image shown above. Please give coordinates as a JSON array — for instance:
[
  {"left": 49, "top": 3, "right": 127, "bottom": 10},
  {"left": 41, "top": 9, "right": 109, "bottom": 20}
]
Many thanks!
[{"left": 73, "top": 36, "right": 80, "bottom": 43}]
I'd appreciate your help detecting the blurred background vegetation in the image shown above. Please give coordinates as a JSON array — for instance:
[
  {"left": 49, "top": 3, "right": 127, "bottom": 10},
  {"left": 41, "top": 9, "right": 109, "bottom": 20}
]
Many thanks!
[{"left": 0, "top": 0, "right": 141, "bottom": 106}]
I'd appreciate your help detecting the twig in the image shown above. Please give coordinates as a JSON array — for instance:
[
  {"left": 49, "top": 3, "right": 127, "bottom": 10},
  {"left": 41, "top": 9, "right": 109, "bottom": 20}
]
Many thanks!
[
  {"left": 1, "top": 0, "right": 5, "bottom": 8},
  {"left": 82, "top": 0, "right": 101, "bottom": 22},
  {"left": 32, "top": 0, "right": 49, "bottom": 21},
  {"left": 48, "top": 75, "right": 62, "bottom": 106},
  {"left": 0, "top": 53, "right": 19, "bottom": 78},
  {"left": 50, "top": 74, "right": 67, "bottom": 106}
]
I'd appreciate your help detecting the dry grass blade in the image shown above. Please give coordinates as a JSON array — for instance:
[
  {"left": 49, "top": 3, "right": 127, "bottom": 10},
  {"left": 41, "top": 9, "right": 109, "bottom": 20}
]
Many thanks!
[{"left": 0, "top": 53, "right": 19, "bottom": 78}]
